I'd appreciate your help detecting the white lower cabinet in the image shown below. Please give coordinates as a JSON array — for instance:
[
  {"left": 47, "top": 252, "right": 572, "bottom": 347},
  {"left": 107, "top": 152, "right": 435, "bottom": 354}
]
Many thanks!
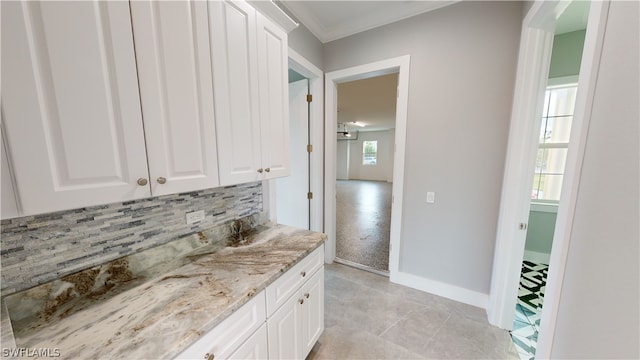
[
  {"left": 175, "top": 290, "right": 267, "bottom": 360},
  {"left": 301, "top": 268, "right": 324, "bottom": 356},
  {"left": 268, "top": 267, "right": 324, "bottom": 360},
  {"left": 267, "top": 289, "right": 302, "bottom": 359},
  {"left": 175, "top": 245, "right": 324, "bottom": 360},
  {"left": 228, "top": 323, "right": 268, "bottom": 360}
]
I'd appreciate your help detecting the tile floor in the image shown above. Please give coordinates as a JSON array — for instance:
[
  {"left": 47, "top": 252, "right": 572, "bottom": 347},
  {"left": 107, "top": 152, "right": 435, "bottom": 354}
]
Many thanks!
[
  {"left": 307, "top": 263, "right": 519, "bottom": 359},
  {"left": 510, "top": 261, "right": 549, "bottom": 360},
  {"left": 335, "top": 180, "right": 391, "bottom": 272}
]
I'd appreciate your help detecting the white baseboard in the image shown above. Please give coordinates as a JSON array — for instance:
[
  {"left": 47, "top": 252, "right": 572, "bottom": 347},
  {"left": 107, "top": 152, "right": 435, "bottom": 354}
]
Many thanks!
[
  {"left": 390, "top": 271, "right": 489, "bottom": 309},
  {"left": 523, "top": 250, "right": 550, "bottom": 265}
]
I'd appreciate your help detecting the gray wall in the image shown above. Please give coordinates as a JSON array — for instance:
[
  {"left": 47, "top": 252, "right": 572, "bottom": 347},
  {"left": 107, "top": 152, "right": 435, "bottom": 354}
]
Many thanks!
[
  {"left": 549, "top": 30, "right": 586, "bottom": 79},
  {"left": 288, "top": 22, "right": 323, "bottom": 70},
  {"left": 551, "top": 1, "right": 639, "bottom": 357},
  {"left": 323, "top": 1, "right": 522, "bottom": 294},
  {"left": 524, "top": 208, "right": 556, "bottom": 255}
]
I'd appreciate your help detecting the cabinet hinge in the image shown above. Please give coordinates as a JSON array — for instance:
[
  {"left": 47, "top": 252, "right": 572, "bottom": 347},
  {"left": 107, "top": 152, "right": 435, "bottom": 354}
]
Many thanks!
[
  {"left": 307, "top": 144, "right": 313, "bottom": 153},
  {"left": 306, "top": 94, "right": 312, "bottom": 103},
  {"left": 307, "top": 192, "right": 313, "bottom": 200}
]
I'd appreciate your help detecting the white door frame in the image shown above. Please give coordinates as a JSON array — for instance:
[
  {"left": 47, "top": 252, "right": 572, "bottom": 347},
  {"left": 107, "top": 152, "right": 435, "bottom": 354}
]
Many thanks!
[
  {"left": 487, "top": 1, "right": 610, "bottom": 358},
  {"left": 266, "top": 49, "right": 324, "bottom": 233},
  {"left": 324, "top": 55, "right": 411, "bottom": 276}
]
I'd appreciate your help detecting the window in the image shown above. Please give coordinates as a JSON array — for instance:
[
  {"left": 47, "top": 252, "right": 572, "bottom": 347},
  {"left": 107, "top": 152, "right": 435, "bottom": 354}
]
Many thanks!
[
  {"left": 362, "top": 141, "right": 377, "bottom": 165},
  {"left": 532, "top": 84, "right": 577, "bottom": 201}
]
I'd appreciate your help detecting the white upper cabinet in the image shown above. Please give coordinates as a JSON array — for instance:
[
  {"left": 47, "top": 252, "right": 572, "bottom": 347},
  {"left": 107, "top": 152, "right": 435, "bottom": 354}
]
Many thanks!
[
  {"left": 210, "top": 0, "right": 290, "bottom": 186},
  {"left": 130, "top": 1, "right": 220, "bottom": 196},
  {"left": 1, "top": 1, "right": 151, "bottom": 216},
  {"left": 210, "top": 0, "right": 263, "bottom": 186},
  {"left": 257, "top": 12, "right": 290, "bottom": 180},
  {"left": 1, "top": 0, "right": 290, "bottom": 217}
]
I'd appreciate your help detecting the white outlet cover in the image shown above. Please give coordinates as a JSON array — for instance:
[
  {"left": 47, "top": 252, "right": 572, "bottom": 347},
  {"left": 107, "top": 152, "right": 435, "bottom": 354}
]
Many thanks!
[
  {"left": 186, "top": 210, "right": 205, "bottom": 224},
  {"left": 426, "top": 192, "right": 435, "bottom": 203}
]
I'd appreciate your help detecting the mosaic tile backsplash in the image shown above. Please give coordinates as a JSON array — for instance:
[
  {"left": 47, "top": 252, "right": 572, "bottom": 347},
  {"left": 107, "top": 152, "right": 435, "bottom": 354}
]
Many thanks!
[{"left": 0, "top": 182, "right": 263, "bottom": 296}]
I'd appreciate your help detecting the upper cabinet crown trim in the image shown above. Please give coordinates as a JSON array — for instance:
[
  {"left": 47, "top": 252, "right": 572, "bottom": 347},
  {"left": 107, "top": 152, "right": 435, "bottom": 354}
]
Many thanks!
[{"left": 248, "top": 1, "right": 299, "bottom": 33}]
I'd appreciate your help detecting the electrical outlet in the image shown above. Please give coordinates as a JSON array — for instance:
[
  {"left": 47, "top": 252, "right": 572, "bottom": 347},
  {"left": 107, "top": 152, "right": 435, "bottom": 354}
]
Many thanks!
[
  {"left": 186, "top": 210, "right": 205, "bottom": 224},
  {"left": 426, "top": 192, "right": 435, "bottom": 204}
]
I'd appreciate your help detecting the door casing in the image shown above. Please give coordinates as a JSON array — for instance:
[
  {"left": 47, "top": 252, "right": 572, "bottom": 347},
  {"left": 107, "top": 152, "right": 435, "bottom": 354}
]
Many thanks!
[
  {"left": 487, "top": 1, "right": 610, "bottom": 358},
  {"left": 324, "top": 55, "right": 411, "bottom": 279},
  {"left": 265, "top": 49, "right": 324, "bottom": 234}
]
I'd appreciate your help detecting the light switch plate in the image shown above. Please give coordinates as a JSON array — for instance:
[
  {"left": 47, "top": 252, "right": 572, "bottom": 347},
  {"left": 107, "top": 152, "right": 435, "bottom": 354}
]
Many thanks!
[
  {"left": 186, "top": 210, "right": 205, "bottom": 224},
  {"left": 426, "top": 192, "right": 435, "bottom": 204}
]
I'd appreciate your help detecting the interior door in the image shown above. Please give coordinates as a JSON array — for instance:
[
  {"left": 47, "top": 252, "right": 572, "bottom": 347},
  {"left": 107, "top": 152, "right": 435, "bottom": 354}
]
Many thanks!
[{"left": 276, "top": 79, "right": 310, "bottom": 229}]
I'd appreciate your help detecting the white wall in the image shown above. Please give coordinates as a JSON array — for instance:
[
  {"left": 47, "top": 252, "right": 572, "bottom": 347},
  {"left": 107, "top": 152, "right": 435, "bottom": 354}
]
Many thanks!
[
  {"left": 550, "top": 1, "right": 639, "bottom": 357},
  {"left": 336, "top": 140, "right": 349, "bottom": 180},
  {"left": 324, "top": 1, "right": 522, "bottom": 294},
  {"left": 347, "top": 130, "right": 394, "bottom": 182}
]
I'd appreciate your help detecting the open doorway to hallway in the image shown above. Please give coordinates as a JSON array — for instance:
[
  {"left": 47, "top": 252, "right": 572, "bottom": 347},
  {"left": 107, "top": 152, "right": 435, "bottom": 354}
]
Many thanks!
[
  {"left": 334, "top": 73, "right": 398, "bottom": 275},
  {"left": 509, "top": 2, "right": 589, "bottom": 359},
  {"left": 276, "top": 69, "right": 310, "bottom": 230}
]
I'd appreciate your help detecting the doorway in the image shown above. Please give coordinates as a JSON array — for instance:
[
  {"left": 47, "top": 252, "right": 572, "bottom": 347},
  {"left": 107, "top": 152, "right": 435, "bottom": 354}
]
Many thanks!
[
  {"left": 487, "top": 1, "right": 609, "bottom": 358},
  {"left": 276, "top": 73, "right": 310, "bottom": 230},
  {"left": 269, "top": 49, "right": 323, "bottom": 234},
  {"left": 333, "top": 73, "right": 398, "bottom": 274},
  {"left": 325, "top": 55, "right": 411, "bottom": 279}
]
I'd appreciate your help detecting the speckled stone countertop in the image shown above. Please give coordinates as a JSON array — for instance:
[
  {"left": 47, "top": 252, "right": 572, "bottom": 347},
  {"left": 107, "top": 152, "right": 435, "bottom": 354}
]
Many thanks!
[{"left": 5, "top": 222, "right": 325, "bottom": 359}]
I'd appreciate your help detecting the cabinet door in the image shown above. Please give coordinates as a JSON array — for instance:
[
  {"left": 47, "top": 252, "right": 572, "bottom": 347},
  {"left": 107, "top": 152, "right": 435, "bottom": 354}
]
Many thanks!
[
  {"left": 209, "top": 0, "right": 262, "bottom": 186},
  {"left": 1, "top": 1, "right": 150, "bottom": 215},
  {"left": 176, "top": 291, "right": 267, "bottom": 360},
  {"left": 256, "top": 13, "right": 290, "bottom": 179},
  {"left": 228, "top": 323, "right": 268, "bottom": 360},
  {"left": 131, "top": 1, "right": 220, "bottom": 195},
  {"left": 301, "top": 267, "right": 324, "bottom": 358},
  {"left": 267, "top": 292, "right": 302, "bottom": 360}
]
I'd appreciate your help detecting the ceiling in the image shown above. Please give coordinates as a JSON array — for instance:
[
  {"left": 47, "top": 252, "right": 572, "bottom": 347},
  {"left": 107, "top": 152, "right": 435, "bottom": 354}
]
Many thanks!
[
  {"left": 279, "top": 1, "right": 458, "bottom": 43},
  {"left": 556, "top": 1, "right": 590, "bottom": 34},
  {"left": 283, "top": 0, "right": 589, "bottom": 131},
  {"left": 337, "top": 73, "right": 399, "bottom": 132}
]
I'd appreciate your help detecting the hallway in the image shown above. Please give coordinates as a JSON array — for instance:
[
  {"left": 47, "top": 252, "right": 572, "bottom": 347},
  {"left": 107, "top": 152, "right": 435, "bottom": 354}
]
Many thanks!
[
  {"left": 336, "top": 180, "right": 391, "bottom": 272},
  {"left": 308, "top": 263, "right": 519, "bottom": 359}
]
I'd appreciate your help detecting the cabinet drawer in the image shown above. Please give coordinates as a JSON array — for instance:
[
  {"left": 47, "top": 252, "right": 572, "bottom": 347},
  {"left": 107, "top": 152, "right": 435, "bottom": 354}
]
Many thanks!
[
  {"left": 266, "top": 245, "right": 324, "bottom": 316},
  {"left": 175, "top": 290, "right": 266, "bottom": 360}
]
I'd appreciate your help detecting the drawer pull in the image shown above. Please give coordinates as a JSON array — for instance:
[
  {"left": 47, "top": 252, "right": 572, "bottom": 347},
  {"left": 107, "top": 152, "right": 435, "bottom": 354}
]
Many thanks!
[
  {"left": 257, "top": 168, "right": 264, "bottom": 173},
  {"left": 299, "top": 298, "right": 304, "bottom": 305},
  {"left": 301, "top": 271, "right": 306, "bottom": 277},
  {"left": 204, "top": 353, "right": 214, "bottom": 360},
  {"left": 304, "top": 293, "right": 309, "bottom": 299}
]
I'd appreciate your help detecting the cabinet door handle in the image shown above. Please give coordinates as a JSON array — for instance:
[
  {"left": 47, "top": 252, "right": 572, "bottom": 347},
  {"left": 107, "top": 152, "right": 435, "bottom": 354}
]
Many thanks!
[
  {"left": 264, "top": 168, "right": 270, "bottom": 173},
  {"left": 137, "top": 178, "right": 148, "bottom": 186},
  {"left": 300, "top": 271, "right": 306, "bottom": 277},
  {"left": 157, "top": 177, "right": 167, "bottom": 184},
  {"left": 304, "top": 293, "right": 309, "bottom": 299},
  {"left": 204, "top": 353, "right": 214, "bottom": 360},
  {"left": 257, "top": 168, "right": 264, "bottom": 173},
  {"left": 299, "top": 298, "right": 304, "bottom": 305}
]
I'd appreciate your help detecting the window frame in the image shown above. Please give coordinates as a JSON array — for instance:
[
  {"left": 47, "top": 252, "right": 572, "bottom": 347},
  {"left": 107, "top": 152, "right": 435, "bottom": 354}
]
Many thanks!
[{"left": 362, "top": 140, "right": 378, "bottom": 166}]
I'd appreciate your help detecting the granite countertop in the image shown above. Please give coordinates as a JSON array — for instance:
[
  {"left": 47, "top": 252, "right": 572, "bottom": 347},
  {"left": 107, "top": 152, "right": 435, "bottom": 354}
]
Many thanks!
[{"left": 6, "top": 222, "right": 325, "bottom": 359}]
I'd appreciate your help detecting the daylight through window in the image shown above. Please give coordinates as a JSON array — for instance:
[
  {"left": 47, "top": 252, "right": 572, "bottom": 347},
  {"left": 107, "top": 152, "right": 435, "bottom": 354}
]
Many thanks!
[
  {"left": 362, "top": 140, "right": 377, "bottom": 165},
  {"left": 532, "top": 84, "right": 577, "bottom": 201}
]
